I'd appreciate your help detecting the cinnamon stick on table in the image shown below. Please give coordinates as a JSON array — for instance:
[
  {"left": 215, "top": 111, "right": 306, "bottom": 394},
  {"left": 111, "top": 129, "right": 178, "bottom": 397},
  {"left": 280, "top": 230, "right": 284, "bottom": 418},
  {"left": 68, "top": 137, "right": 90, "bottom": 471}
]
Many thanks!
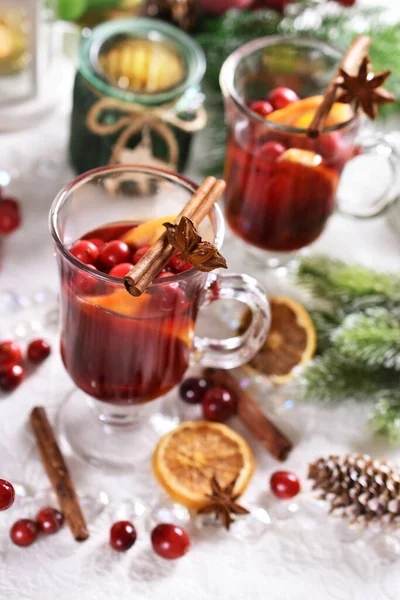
[
  {"left": 124, "top": 176, "right": 226, "bottom": 297},
  {"left": 30, "top": 407, "right": 89, "bottom": 542},
  {"left": 307, "top": 35, "right": 371, "bottom": 138},
  {"left": 205, "top": 369, "right": 293, "bottom": 461}
]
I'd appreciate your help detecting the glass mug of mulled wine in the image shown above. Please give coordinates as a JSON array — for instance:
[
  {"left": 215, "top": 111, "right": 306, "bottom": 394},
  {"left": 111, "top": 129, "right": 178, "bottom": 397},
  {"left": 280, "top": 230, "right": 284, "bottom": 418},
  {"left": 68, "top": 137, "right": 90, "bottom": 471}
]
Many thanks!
[
  {"left": 220, "top": 36, "right": 400, "bottom": 268},
  {"left": 50, "top": 165, "right": 270, "bottom": 469}
]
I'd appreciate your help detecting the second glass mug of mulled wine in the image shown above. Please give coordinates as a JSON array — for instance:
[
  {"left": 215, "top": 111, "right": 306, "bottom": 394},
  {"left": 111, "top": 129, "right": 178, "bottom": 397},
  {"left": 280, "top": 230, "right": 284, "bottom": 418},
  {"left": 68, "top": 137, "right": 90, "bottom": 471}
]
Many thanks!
[
  {"left": 220, "top": 36, "right": 400, "bottom": 268},
  {"left": 49, "top": 165, "right": 270, "bottom": 469}
]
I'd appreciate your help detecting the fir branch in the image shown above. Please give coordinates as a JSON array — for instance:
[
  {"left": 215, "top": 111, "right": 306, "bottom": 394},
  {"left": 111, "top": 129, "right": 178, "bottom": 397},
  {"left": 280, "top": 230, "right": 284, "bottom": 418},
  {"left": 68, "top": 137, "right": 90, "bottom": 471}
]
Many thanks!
[
  {"left": 296, "top": 256, "right": 400, "bottom": 310},
  {"left": 332, "top": 309, "right": 400, "bottom": 371},
  {"left": 370, "top": 389, "right": 400, "bottom": 442},
  {"left": 308, "top": 309, "right": 343, "bottom": 354},
  {"left": 300, "top": 352, "right": 399, "bottom": 403}
]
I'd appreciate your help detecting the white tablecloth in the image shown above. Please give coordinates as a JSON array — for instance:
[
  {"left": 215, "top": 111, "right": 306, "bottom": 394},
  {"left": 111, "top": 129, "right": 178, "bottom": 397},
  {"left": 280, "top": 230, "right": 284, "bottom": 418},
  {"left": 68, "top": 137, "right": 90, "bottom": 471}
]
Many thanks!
[{"left": 1, "top": 8, "right": 400, "bottom": 598}]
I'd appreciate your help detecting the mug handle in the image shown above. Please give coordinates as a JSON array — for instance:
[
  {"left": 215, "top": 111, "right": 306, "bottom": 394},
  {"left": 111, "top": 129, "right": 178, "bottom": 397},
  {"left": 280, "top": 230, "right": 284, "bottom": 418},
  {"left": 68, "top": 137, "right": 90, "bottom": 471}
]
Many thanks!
[
  {"left": 191, "top": 272, "right": 270, "bottom": 369},
  {"left": 336, "top": 132, "right": 400, "bottom": 218}
]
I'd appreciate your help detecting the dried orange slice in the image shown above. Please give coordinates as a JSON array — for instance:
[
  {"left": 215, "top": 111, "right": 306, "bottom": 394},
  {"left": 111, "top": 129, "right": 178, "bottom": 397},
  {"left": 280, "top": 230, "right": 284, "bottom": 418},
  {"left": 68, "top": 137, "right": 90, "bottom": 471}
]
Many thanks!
[
  {"left": 152, "top": 421, "right": 255, "bottom": 510},
  {"left": 120, "top": 215, "right": 176, "bottom": 247},
  {"left": 246, "top": 296, "right": 316, "bottom": 384}
]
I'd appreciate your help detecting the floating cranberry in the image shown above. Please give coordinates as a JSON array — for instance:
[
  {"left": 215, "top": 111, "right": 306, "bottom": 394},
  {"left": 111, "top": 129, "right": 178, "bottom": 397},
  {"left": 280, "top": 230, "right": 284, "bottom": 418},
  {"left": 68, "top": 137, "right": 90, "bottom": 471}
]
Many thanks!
[
  {"left": 270, "top": 470, "right": 301, "bottom": 499},
  {"left": 109, "top": 262, "right": 134, "bottom": 279},
  {"left": 169, "top": 254, "right": 192, "bottom": 273},
  {"left": 70, "top": 240, "right": 99, "bottom": 265},
  {"left": 0, "top": 197, "right": 21, "bottom": 234},
  {"left": 87, "top": 237, "right": 105, "bottom": 251},
  {"left": 151, "top": 523, "right": 190, "bottom": 560},
  {"left": 0, "top": 364, "right": 24, "bottom": 392},
  {"left": 268, "top": 87, "right": 299, "bottom": 111},
  {"left": 259, "top": 141, "right": 286, "bottom": 162},
  {"left": 132, "top": 245, "right": 150, "bottom": 264},
  {"left": 0, "top": 479, "right": 15, "bottom": 511},
  {"left": 36, "top": 507, "right": 64, "bottom": 534},
  {"left": 179, "top": 377, "right": 210, "bottom": 404},
  {"left": 0, "top": 340, "right": 22, "bottom": 370},
  {"left": 27, "top": 339, "right": 51, "bottom": 364},
  {"left": 317, "top": 132, "right": 341, "bottom": 160},
  {"left": 98, "top": 240, "right": 130, "bottom": 270},
  {"left": 249, "top": 100, "right": 274, "bottom": 118},
  {"left": 202, "top": 386, "right": 237, "bottom": 422},
  {"left": 156, "top": 271, "right": 171, "bottom": 279},
  {"left": 150, "top": 284, "right": 186, "bottom": 314},
  {"left": 76, "top": 264, "right": 98, "bottom": 294},
  {"left": 110, "top": 520, "right": 137, "bottom": 552},
  {"left": 10, "top": 519, "right": 38, "bottom": 547}
]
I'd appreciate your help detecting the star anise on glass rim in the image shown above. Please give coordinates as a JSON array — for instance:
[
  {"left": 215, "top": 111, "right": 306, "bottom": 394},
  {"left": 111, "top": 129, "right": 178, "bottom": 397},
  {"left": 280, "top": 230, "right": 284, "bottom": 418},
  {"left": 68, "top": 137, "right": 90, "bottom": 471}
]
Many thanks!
[
  {"left": 163, "top": 216, "right": 227, "bottom": 272},
  {"left": 197, "top": 475, "right": 250, "bottom": 530},
  {"left": 337, "top": 56, "right": 395, "bottom": 119}
]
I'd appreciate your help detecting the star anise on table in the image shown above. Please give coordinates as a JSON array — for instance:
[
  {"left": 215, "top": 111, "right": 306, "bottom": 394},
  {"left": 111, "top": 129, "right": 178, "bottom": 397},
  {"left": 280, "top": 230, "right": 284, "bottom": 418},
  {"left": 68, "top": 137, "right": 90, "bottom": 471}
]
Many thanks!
[
  {"left": 197, "top": 475, "right": 250, "bottom": 530},
  {"left": 163, "top": 217, "right": 227, "bottom": 272},
  {"left": 337, "top": 56, "right": 395, "bottom": 119}
]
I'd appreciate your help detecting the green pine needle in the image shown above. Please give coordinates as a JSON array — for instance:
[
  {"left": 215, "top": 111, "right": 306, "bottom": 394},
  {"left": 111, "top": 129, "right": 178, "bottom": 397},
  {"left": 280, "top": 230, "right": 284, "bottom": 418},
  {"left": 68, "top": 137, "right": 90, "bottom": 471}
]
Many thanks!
[
  {"left": 332, "top": 309, "right": 400, "bottom": 371},
  {"left": 308, "top": 309, "right": 343, "bottom": 354},
  {"left": 297, "top": 256, "right": 400, "bottom": 310},
  {"left": 370, "top": 389, "right": 400, "bottom": 442},
  {"left": 300, "top": 352, "right": 399, "bottom": 403}
]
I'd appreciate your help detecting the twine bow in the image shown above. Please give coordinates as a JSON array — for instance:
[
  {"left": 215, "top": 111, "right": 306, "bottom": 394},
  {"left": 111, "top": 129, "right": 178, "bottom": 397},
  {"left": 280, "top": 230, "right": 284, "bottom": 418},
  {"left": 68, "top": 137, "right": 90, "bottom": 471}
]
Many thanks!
[{"left": 86, "top": 96, "right": 207, "bottom": 168}]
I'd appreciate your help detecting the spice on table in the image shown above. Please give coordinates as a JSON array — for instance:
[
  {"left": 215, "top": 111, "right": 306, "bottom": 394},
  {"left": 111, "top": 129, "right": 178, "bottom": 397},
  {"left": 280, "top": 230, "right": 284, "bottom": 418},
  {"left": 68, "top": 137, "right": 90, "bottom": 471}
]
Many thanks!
[
  {"left": 30, "top": 406, "right": 89, "bottom": 541},
  {"left": 197, "top": 475, "right": 249, "bottom": 530},
  {"left": 205, "top": 369, "right": 293, "bottom": 461}
]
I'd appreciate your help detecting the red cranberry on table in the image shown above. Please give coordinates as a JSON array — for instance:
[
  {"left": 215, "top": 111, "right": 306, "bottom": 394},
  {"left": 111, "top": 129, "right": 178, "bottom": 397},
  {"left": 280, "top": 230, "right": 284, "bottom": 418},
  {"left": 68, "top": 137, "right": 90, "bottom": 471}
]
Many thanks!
[
  {"left": 270, "top": 470, "right": 301, "bottom": 499},
  {"left": 36, "top": 507, "right": 64, "bottom": 534},
  {"left": 249, "top": 100, "right": 274, "bottom": 118},
  {"left": 132, "top": 245, "right": 150, "bottom": 264},
  {"left": 179, "top": 377, "right": 210, "bottom": 404},
  {"left": 202, "top": 386, "right": 237, "bottom": 422},
  {"left": 110, "top": 520, "right": 137, "bottom": 552},
  {"left": 267, "top": 87, "right": 299, "bottom": 111},
  {"left": 0, "top": 197, "right": 21, "bottom": 234},
  {"left": 259, "top": 141, "right": 286, "bottom": 162},
  {"left": 109, "top": 263, "right": 134, "bottom": 278},
  {"left": 70, "top": 240, "right": 99, "bottom": 265},
  {"left": 169, "top": 254, "right": 192, "bottom": 273},
  {"left": 0, "top": 340, "right": 22, "bottom": 370},
  {"left": 98, "top": 240, "right": 130, "bottom": 270},
  {"left": 151, "top": 523, "right": 190, "bottom": 560},
  {"left": 10, "top": 519, "right": 38, "bottom": 547},
  {"left": 0, "top": 364, "right": 24, "bottom": 392},
  {"left": 334, "top": 0, "right": 356, "bottom": 5},
  {"left": 0, "top": 478, "right": 15, "bottom": 511},
  {"left": 27, "top": 339, "right": 51, "bottom": 364}
]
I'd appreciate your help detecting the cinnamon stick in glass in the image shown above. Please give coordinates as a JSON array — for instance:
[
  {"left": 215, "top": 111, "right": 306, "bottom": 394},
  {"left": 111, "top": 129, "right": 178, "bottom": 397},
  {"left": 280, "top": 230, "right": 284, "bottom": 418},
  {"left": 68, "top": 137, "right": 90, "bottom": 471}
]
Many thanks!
[
  {"left": 124, "top": 177, "right": 226, "bottom": 297},
  {"left": 307, "top": 35, "right": 371, "bottom": 138},
  {"left": 30, "top": 407, "right": 89, "bottom": 541},
  {"left": 205, "top": 369, "right": 293, "bottom": 461}
]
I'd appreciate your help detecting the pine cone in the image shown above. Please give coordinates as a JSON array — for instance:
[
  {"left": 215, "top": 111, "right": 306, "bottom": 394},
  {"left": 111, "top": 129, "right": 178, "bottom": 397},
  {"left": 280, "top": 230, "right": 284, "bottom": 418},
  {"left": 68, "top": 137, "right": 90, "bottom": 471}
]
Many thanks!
[{"left": 308, "top": 454, "right": 400, "bottom": 526}]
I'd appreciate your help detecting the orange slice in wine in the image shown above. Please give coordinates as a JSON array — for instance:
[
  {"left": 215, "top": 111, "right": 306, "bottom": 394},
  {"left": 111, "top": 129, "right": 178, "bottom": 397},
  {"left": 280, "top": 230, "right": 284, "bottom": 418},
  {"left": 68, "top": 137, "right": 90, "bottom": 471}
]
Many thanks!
[
  {"left": 153, "top": 421, "right": 255, "bottom": 510},
  {"left": 278, "top": 148, "right": 322, "bottom": 167},
  {"left": 267, "top": 95, "right": 353, "bottom": 128},
  {"left": 120, "top": 215, "right": 176, "bottom": 247}
]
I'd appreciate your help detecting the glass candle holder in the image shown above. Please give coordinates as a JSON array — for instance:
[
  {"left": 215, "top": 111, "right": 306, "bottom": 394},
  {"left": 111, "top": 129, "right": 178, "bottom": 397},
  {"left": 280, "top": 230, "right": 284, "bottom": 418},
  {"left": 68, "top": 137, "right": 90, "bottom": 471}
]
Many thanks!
[{"left": 69, "top": 18, "right": 206, "bottom": 174}]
